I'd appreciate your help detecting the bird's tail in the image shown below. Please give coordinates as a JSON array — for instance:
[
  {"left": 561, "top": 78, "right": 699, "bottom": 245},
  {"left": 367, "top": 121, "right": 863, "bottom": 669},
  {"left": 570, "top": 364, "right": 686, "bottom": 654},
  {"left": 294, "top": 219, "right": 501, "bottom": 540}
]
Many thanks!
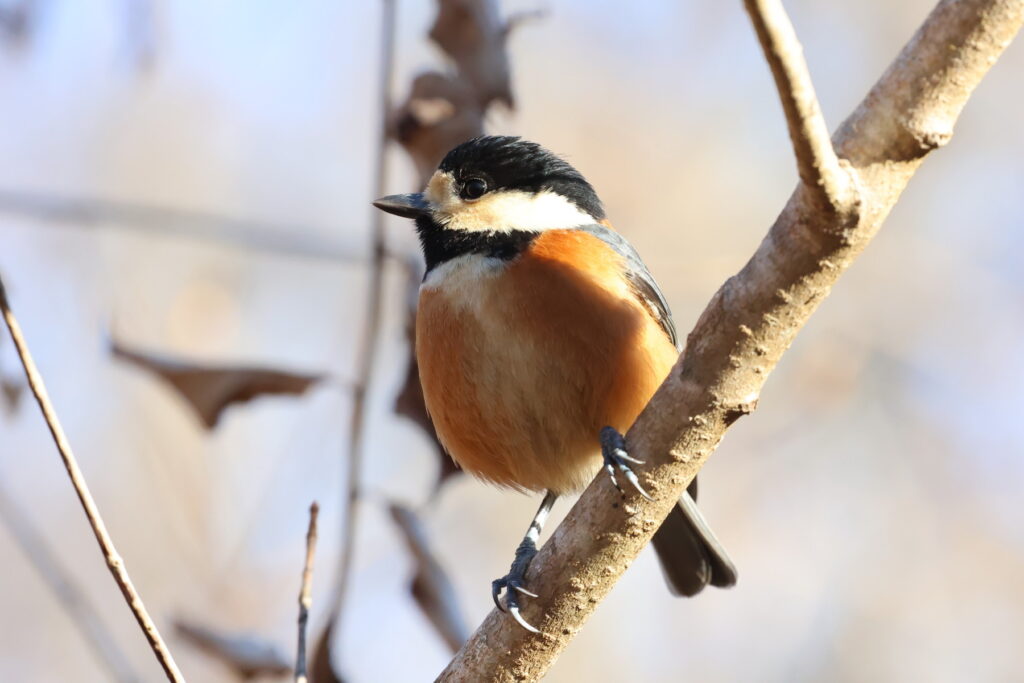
[{"left": 651, "top": 478, "right": 737, "bottom": 596}]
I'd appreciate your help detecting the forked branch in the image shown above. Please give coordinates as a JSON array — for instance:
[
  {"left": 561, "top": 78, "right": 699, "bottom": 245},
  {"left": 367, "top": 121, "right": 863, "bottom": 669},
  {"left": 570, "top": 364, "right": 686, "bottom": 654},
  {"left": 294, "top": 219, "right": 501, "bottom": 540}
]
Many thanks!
[
  {"left": 439, "top": 0, "right": 1023, "bottom": 680},
  {"left": 743, "top": 0, "right": 857, "bottom": 216}
]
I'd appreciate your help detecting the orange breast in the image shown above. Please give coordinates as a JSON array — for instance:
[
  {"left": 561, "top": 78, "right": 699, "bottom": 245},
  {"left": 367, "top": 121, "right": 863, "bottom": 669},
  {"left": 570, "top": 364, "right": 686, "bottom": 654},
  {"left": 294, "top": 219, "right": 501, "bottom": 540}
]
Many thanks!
[{"left": 416, "top": 230, "right": 678, "bottom": 494}]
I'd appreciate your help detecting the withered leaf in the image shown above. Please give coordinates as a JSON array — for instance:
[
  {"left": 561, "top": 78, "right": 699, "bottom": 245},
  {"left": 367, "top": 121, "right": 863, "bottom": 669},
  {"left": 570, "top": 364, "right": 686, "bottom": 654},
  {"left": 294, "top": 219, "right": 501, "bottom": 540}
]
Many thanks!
[
  {"left": 175, "top": 620, "right": 291, "bottom": 680},
  {"left": 392, "top": 71, "right": 485, "bottom": 186},
  {"left": 389, "top": 504, "right": 468, "bottom": 653},
  {"left": 429, "top": 0, "right": 516, "bottom": 109},
  {"left": 310, "top": 618, "right": 345, "bottom": 683},
  {"left": 111, "top": 340, "right": 323, "bottom": 429}
]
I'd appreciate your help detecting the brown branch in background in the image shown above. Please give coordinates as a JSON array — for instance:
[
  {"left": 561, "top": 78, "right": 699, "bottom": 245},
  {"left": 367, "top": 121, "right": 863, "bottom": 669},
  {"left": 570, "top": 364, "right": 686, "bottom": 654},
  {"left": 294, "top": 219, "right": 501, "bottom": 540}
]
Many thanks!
[
  {"left": 0, "top": 275, "right": 185, "bottom": 682},
  {"left": 320, "top": 0, "right": 398, "bottom": 677},
  {"left": 743, "top": 0, "right": 856, "bottom": 215},
  {"left": 0, "top": 485, "right": 140, "bottom": 682},
  {"left": 174, "top": 620, "right": 290, "bottom": 680},
  {"left": 295, "top": 502, "right": 320, "bottom": 683},
  {"left": 0, "top": 188, "right": 364, "bottom": 264},
  {"left": 439, "top": 0, "right": 1024, "bottom": 679},
  {"left": 388, "top": 504, "right": 468, "bottom": 653}
]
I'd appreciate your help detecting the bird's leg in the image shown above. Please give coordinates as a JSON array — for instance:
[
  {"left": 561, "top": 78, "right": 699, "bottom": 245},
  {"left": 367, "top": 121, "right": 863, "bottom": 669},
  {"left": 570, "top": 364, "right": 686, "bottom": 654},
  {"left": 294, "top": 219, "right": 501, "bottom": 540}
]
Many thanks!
[
  {"left": 600, "top": 426, "right": 653, "bottom": 501},
  {"left": 492, "top": 490, "right": 557, "bottom": 633}
]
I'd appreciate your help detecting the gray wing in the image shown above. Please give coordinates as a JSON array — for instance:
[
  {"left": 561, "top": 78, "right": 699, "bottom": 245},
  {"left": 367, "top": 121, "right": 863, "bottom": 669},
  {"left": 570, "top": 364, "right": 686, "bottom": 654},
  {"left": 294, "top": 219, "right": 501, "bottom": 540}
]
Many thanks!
[{"left": 576, "top": 223, "right": 680, "bottom": 350}]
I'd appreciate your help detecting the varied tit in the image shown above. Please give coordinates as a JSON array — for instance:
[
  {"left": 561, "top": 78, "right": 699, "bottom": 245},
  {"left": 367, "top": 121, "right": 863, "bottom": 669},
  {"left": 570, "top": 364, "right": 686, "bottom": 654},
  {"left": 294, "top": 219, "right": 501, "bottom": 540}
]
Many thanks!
[{"left": 374, "top": 136, "right": 736, "bottom": 632}]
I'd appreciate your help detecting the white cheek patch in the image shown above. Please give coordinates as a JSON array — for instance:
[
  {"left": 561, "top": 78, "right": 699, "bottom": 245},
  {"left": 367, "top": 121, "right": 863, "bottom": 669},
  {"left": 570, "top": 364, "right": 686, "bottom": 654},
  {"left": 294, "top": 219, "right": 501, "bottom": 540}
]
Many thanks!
[
  {"left": 423, "top": 170, "right": 594, "bottom": 233},
  {"left": 446, "top": 189, "right": 594, "bottom": 233}
]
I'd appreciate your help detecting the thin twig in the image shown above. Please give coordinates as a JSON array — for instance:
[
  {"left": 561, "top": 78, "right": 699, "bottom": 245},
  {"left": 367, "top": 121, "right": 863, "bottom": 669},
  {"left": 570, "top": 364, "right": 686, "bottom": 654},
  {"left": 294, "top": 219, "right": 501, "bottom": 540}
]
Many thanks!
[
  {"left": 0, "top": 485, "right": 140, "bottom": 682},
  {"left": 0, "top": 274, "right": 185, "bottom": 682},
  {"left": 295, "top": 502, "right": 320, "bottom": 683},
  {"left": 327, "top": 0, "right": 398, "bottom": 627},
  {"left": 743, "top": 0, "right": 857, "bottom": 214}
]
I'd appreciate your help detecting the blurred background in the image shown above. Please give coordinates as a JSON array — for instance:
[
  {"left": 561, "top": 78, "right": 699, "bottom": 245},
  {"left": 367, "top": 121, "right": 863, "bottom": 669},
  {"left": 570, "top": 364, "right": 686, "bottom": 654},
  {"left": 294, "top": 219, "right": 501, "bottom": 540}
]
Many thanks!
[{"left": 1, "top": 1, "right": 1022, "bottom": 681}]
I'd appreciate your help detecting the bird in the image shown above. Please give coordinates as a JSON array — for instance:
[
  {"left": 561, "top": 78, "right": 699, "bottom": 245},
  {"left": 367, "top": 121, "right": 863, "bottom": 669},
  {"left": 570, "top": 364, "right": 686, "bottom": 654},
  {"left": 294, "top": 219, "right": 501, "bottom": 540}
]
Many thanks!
[{"left": 373, "top": 135, "right": 736, "bottom": 632}]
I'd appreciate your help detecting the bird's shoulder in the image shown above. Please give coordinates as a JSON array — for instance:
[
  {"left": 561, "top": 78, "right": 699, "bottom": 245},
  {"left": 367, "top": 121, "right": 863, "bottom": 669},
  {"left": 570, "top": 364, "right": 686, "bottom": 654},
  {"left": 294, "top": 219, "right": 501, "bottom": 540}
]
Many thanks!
[
  {"left": 532, "top": 224, "right": 675, "bottom": 350},
  {"left": 525, "top": 223, "right": 679, "bottom": 350}
]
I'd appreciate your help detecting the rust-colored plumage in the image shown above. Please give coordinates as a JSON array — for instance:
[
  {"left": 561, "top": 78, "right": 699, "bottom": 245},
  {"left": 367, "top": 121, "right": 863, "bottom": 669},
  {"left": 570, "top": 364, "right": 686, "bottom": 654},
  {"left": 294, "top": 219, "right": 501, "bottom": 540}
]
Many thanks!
[{"left": 417, "top": 230, "right": 678, "bottom": 493}]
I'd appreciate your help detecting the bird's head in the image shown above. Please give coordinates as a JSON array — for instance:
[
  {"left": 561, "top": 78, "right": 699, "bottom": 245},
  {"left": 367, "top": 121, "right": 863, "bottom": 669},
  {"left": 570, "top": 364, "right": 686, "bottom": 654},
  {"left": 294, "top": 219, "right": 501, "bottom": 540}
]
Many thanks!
[{"left": 373, "top": 136, "right": 604, "bottom": 236}]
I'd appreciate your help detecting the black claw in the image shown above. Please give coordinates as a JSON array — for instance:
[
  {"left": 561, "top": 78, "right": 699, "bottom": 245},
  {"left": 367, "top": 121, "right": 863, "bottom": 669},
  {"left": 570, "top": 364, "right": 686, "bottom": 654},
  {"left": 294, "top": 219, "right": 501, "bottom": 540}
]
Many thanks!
[
  {"left": 601, "top": 426, "right": 652, "bottom": 500},
  {"left": 492, "top": 538, "right": 541, "bottom": 631}
]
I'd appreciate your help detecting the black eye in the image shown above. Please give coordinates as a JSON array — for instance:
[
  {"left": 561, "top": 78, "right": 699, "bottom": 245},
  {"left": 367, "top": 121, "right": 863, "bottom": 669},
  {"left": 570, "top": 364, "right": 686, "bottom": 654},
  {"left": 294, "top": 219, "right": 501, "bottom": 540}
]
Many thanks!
[{"left": 461, "top": 178, "right": 488, "bottom": 200}]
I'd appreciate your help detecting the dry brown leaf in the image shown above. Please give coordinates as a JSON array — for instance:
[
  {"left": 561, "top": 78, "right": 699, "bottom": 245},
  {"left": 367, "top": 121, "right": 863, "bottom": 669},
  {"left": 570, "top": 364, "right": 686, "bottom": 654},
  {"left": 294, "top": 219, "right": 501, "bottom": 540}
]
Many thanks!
[
  {"left": 429, "top": 0, "right": 516, "bottom": 109},
  {"left": 310, "top": 618, "right": 345, "bottom": 683},
  {"left": 389, "top": 504, "right": 468, "bottom": 653},
  {"left": 392, "top": 71, "right": 485, "bottom": 186},
  {"left": 111, "top": 340, "right": 323, "bottom": 429},
  {"left": 174, "top": 620, "right": 290, "bottom": 680}
]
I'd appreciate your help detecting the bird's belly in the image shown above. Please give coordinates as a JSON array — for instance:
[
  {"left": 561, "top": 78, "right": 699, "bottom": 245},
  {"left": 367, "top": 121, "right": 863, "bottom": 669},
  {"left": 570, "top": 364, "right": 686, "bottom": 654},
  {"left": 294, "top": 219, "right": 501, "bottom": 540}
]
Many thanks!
[{"left": 415, "top": 251, "right": 677, "bottom": 494}]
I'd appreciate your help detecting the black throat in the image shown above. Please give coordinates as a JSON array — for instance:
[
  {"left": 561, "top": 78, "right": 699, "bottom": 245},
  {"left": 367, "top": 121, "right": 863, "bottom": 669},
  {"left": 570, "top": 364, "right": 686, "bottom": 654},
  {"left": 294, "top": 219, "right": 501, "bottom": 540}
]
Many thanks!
[{"left": 415, "top": 216, "right": 539, "bottom": 273}]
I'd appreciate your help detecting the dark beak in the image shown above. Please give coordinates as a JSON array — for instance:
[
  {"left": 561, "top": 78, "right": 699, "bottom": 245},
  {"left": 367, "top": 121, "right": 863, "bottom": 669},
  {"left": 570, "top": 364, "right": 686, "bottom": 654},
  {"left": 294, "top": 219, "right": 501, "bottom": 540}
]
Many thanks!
[{"left": 372, "top": 193, "right": 431, "bottom": 219}]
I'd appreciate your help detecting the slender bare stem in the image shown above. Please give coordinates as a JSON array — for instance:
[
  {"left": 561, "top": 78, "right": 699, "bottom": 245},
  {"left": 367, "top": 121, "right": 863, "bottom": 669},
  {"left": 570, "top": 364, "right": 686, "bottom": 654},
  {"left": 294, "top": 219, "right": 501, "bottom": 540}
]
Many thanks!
[
  {"left": 0, "top": 275, "right": 184, "bottom": 683},
  {"left": 439, "top": 0, "right": 1023, "bottom": 679},
  {"left": 295, "top": 502, "right": 320, "bottom": 683},
  {"left": 743, "top": 0, "right": 857, "bottom": 215},
  {"left": 328, "top": 0, "right": 398, "bottom": 625}
]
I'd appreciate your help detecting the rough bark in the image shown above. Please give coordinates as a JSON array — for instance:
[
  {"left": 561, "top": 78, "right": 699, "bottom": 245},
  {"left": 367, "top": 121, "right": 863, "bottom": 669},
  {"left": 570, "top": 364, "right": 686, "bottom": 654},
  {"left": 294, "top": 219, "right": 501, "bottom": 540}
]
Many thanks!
[{"left": 438, "top": 1, "right": 1024, "bottom": 680}]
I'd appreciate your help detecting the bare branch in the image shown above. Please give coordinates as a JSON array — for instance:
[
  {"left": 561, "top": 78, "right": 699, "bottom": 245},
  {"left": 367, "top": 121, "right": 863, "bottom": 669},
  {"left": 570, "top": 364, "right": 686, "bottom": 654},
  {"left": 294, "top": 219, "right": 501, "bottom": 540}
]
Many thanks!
[
  {"left": 295, "top": 502, "right": 320, "bottom": 683},
  {"left": 321, "top": 0, "right": 398, "bottom": 674},
  {"left": 175, "top": 621, "right": 290, "bottom": 679},
  {"left": 0, "top": 188, "right": 364, "bottom": 264},
  {"left": 439, "top": 1, "right": 1024, "bottom": 679},
  {"left": 743, "top": 0, "right": 857, "bottom": 215},
  {"left": 389, "top": 504, "right": 469, "bottom": 652},
  {"left": 0, "top": 274, "right": 185, "bottom": 682}
]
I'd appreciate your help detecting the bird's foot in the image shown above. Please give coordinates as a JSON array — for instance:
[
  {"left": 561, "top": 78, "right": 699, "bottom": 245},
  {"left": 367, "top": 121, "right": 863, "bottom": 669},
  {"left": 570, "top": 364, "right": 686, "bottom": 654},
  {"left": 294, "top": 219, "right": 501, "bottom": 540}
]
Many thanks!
[
  {"left": 600, "top": 426, "right": 653, "bottom": 501},
  {"left": 492, "top": 537, "right": 541, "bottom": 633}
]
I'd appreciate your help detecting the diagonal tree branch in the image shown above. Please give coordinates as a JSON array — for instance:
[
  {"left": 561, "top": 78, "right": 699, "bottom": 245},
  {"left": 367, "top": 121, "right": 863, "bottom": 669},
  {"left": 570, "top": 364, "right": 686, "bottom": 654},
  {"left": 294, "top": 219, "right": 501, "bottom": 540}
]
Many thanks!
[
  {"left": 0, "top": 275, "right": 185, "bottom": 682},
  {"left": 439, "top": 1, "right": 1024, "bottom": 680},
  {"left": 743, "top": 0, "right": 858, "bottom": 216}
]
